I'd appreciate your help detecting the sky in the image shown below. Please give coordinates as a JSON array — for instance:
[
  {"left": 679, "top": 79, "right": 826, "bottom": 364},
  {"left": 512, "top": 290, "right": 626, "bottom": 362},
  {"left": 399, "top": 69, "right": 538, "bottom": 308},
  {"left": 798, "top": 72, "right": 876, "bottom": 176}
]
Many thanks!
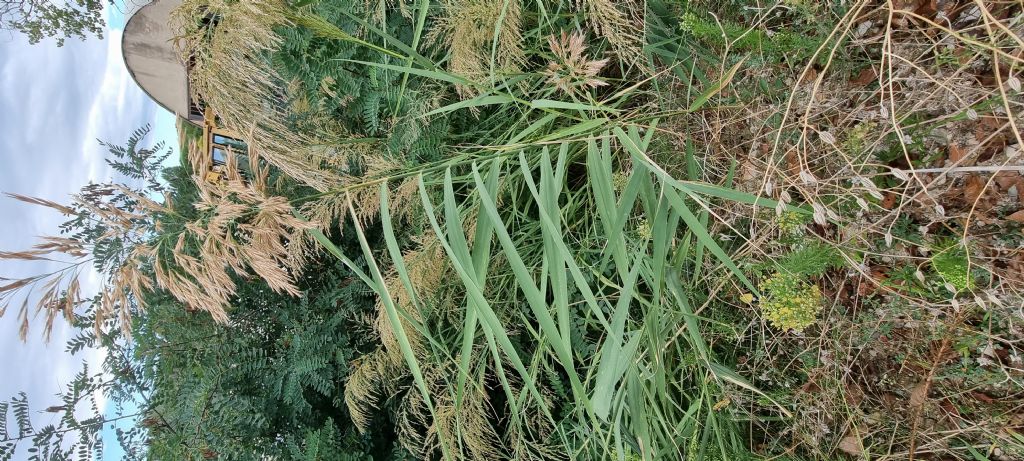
[{"left": 0, "top": 2, "right": 177, "bottom": 458}]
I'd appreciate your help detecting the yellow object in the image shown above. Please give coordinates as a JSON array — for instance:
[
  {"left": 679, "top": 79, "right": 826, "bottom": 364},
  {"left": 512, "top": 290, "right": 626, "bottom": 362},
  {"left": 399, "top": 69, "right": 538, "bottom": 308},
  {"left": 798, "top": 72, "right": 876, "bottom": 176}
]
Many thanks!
[
  {"left": 777, "top": 210, "right": 806, "bottom": 235},
  {"left": 760, "top": 272, "right": 822, "bottom": 331},
  {"left": 200, "top": 107, "right": 250, "bottom": 183},
  {"left": 739, "top": 293, "right": 755, "bottom": 304}
]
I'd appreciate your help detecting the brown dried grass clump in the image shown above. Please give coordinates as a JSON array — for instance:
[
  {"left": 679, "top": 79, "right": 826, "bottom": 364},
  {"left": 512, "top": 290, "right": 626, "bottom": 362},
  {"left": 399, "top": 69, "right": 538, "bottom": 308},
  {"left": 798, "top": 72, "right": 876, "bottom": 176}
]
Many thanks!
[{"left": 2, "top": 153, "right": 314, "bottom": 339}]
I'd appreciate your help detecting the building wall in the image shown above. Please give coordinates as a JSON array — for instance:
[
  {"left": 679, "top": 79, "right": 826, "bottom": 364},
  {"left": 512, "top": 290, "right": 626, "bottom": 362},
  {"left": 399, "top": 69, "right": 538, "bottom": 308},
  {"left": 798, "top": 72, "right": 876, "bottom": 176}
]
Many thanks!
[{"left": 122, "top": 0, "right": 191, "bottom": 121}]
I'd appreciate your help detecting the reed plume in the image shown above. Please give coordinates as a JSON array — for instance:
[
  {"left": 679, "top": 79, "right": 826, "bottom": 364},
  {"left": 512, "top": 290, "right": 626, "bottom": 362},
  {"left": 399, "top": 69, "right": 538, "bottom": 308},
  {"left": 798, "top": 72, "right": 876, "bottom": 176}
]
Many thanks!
[
  {"left": 172, "top": 0, "right": 342, "bottom": 191},
  {"left": 429, "top": 0, "right": 525, "bottom": 98}
]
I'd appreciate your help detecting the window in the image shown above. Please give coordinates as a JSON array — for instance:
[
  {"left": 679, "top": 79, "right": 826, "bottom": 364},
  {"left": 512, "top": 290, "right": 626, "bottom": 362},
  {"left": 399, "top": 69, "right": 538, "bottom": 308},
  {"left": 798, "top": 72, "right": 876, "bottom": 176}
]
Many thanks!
[
  {"left": 212, "top": 134, "right": 248, "bottom": 153},
  {"left": 211, "top": 147, "right": 228, "bottom": 165}
]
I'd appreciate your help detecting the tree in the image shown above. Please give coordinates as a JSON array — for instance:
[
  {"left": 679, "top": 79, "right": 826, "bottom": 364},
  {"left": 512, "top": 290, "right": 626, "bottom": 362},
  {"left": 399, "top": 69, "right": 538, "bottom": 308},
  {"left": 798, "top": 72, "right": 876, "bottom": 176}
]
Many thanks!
[
  {"left": 0, "top": 127, "right": 169, "bottom": 461},
  {"left": 1, "top": 0, "right": 106, "bottom": 46},
  {"left": 1, "top": 126, "right": 406, "bottom": 460}
]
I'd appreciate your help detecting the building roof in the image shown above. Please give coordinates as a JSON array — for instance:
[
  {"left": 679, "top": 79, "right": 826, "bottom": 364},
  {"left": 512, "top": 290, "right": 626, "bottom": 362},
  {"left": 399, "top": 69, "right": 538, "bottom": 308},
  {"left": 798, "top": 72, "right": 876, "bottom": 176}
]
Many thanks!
[{"left": 121, "top": 0, "right": 194, "bottom": 122}]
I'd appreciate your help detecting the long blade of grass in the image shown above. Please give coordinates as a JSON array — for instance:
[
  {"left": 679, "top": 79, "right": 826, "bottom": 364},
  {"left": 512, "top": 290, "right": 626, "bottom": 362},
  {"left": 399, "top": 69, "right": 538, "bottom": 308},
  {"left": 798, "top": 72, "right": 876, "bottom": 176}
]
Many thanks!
[
  {"left": 337, "top": 9, "right": 434, "bottom": 67},
  {"left": 458, "top": 160, "right": 503, "bottom": 398},
  {"left": 379, "top": 183, "right": 424, "bottom": 313},
  {"left": 511, "top": 156, "right": 610, "bottom": 331},
  {"left": 538, "top": 147, "right": 570, "bottom": 345},
  {"left": 342, "top": 60, "right": 471, "bottom": 86},
  {"left": 487, "top": 0, "right": 515, "bottom": 86},
  {"left": 537, "top": 118, "right": 609, "bottom": 143},
  {"left": 344, "top": 198, "right": 453, "bottom": 459},
  {"left": 302, "top": 225, "right": 373, "bottom": 287},
  {"left": 530, "top": 99, "right": 621, "bottom": 113},
  {"left": 592, "top": 255, "right": 643, "bottom": 421},
  {"left": 423, "top": 94, "right": 515, "bottom": 118},
  {"left": 417, "top": 174, "right": 551, "bottom": 422},
  {"left": 292, "top": 13, "right": 406, "bottom": 60},
  {"left": 678, "top": 182, "right": 809, "bottom": 214},
  {"left": 472, "top": 162, "right": 594, "bottom": 415},
  {"left": 683, "top": 138, "right": 710, "bottom": 281},
  {"left": 468, "top": 164, "right": 568, "bottom": 357},
  {"left": 392, "top": 0, "right": 430, "bottom": 114},
  {"left": 688, "top": 58, "right": 746, "bottom": 112},
  {"left": 662, "top": 185, "right": 757, "bottom": 294},
  {"left": 614, "top": 126, "right": 756, "bottom": 293},
  {"left": 508, "top": 113, "right": 558, "bottom": 145},
  {"left": 587, "top": 138, "right": 630, "bottom": 281}
]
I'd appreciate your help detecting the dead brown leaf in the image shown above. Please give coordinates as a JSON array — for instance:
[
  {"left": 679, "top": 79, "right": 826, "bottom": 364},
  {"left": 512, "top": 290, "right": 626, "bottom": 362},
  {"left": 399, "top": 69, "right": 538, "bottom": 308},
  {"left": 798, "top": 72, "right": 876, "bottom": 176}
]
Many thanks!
[
  {"left": 963, "top": 174, "right": 987, "bottom": 203},
  {"left": 838, "top": 431, "right": 864, "bottom": 456},
  {"left": 970, "top": 391, "right": 995, "bottom": 404},
  {"left": 938, "top": 398, "right": 960, "bottom": 418},
  {"left": 784, "top": 151, "right": 801, "bottom": 177},
  {"left": 858, "top": 268, "right": 887, "bottom": 296},
  {"left": 974, "top": 116, "right": 1008, "bottom": 159},
  {"left": 882, "top": 192, "right": 898, "bottom": 210},
  {"left": 994, "top": 171, "right": 1020, "bottom": 190},
  {"left": 948, "top": 144, "right": 968, "bottom": 164},
  {"left": 800, "top": 67, "right": 818, "bottom": 85},
  {"left": 851, "top": 67, "right": 877, "bottom": 87},
  {"left": 914, "top": 0, "right": 937, "bottom": 16},
  {"left": 845, "top": 382, "right": 865, "bottom": 406},
  {"left": 1007, "top": 209, "right": 1024, "bottom": 224}
]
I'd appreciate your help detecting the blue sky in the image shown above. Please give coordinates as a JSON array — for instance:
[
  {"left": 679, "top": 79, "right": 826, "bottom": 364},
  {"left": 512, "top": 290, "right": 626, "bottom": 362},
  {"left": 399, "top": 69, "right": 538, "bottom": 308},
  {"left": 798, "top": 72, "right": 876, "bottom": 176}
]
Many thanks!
[{"left": 0, "top": 1, "right": 177, "bottom": 458}]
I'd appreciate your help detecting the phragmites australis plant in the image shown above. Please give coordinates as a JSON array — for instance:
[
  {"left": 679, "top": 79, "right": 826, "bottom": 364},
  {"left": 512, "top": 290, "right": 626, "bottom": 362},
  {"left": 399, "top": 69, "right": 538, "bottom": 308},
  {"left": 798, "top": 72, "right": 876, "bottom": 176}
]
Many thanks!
[
  {"left": 6, "top": 0, "right": 1024, "bottom": 460},
  {"left": 1, "top": 130, "right": 311, "bottom": 339},
  {"left": 172, "top": 0, "right": 343, "bottom": 191}
]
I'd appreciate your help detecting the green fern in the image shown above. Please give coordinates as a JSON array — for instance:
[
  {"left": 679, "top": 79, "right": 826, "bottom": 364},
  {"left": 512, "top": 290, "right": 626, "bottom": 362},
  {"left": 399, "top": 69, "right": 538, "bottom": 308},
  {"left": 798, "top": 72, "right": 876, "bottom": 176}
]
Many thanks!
[
  {"left": 778, "top": 242, "right": 842, "bottom": 277},
  {"left": 680, "top": 11, "right": 825, "bottom": 65}
]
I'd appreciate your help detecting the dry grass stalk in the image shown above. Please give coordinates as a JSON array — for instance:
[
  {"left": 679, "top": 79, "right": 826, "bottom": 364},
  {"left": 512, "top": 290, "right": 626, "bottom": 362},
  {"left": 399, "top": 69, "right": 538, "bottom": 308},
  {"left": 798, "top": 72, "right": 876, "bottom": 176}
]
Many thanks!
[
  {"left": 2, "top": 145, "right": 314, "bottom": 333},
  {"left": 4, "top": 192, "right": 76, "bottom": 215},
  {"left": 1, "top": 189, "right": 156, "bottom": 340}
]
